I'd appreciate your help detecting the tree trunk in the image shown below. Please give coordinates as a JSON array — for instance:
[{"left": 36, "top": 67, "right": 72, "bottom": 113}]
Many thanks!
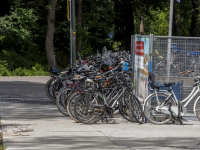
[
  {"left": 140, "top": 1, "right": 144, "bottom": 35},
  {"left": 124, "top": 0, "right": 134, "bottom": 51},
  {"left": 190, "top": 0, "right": 198, "bottom": 36},
  {"left": 45, "top": 0, "right": 57, "bottom": 68},
  {"left": 173, "top": 0, "right": 177, "bottom": 36},
  {"left": 77, "top": 0, "right": 82, "bottom": 52}
]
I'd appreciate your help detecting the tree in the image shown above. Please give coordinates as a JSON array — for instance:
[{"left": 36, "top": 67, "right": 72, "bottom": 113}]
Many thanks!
[
  {"left": 114, "top": 0, "right": 134, "bottom": 50},
  {"left": 190, "top": 0, "right": 199, "bottom": 36},
  {"left": 45, "top": 0, "right": 57, "bottom": 68}
]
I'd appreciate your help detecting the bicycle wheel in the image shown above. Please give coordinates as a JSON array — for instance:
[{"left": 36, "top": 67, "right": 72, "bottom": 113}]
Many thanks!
[
  {"left": 144, "top": 92, "right": 174, "bottom": 125},
  {"left": 194, "top": 97, "right": 200, "bottom": 121},
  {"left": 67, "top": 92, "right": 81, "bottom": 122},
  {"left": 52, "top": 79, "right": 63, "bottom": 99},
  {"left": 129, "top": 94, "right": 144, "bottom": 124},
  {"left": 74, "top": 93, "right": 104, "bottom": 124},
  {"left": 56, "top": 87, "right": 71, "bottom": 116},
  {"left": 119, "top": 95, "right": 136, "bottom": 122},
  {"left": 45, "top": 77, "right": 56, "bottom": 101}
]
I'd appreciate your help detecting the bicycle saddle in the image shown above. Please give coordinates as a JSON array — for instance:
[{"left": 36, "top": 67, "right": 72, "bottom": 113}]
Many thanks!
[
  {"left": 71, "top": 76, "right": 87, "bottom": 82},
  {"left": 164, "top": 82, "right": 175, "bottom": 87},
  {"left": 150, "top": 84, "right": 163, "bottom": 89},
  {"left": 60, "top": 70, "right": 68, "bottom": 74}
]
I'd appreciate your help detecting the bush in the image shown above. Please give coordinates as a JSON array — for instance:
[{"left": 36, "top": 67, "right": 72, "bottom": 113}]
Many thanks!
[
  {"left": 0, "top": 65, "right": 11, "bottom": 76},
  {"left": 0, "top": 61, "right": 11, "bottom": 76},
  {"left": 80, "top": 44, "right": 93, "bottom": 59},
  {"left": 0, "top": 62, "right": 49, "bottom": 76}
]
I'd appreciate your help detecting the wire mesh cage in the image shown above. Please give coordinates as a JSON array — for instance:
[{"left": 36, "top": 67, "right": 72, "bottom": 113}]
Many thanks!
[
  {"left": 152, "top": 37, "right": 200, "bottom": 79},
  {"left": 131, "top": 35, "right": 200, "bottom": 115}
]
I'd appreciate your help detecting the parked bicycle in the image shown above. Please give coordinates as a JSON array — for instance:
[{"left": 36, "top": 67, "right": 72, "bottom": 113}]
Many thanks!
[
  {"left": 45, "top": 47, "right": 144, "bottom": 124},
  {"left": 144, "top": 71, "right": 200, "bottom": 125}
]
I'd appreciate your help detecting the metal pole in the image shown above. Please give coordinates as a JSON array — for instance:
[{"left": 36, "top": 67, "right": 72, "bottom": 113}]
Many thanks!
[
  {"left": 149, "top": 34, "right": 153, "bottom": 94},
  {"left": 130, "top": 35, "right": 135, "bottom": 93},
  {"left": 185, "top": 39, "right": 186, "bottom": 71},
  {"left": 167, "top": 0, "right": 174, "bottom": 82},
  {"left": 69, "top": 0, "right": 72, "bottom": 68},
  {"left": 136, "top": 34, "right": 140, "bottom": 97},
  {"left": 72, "top": 0, "right": 76, "bottom": 69}
]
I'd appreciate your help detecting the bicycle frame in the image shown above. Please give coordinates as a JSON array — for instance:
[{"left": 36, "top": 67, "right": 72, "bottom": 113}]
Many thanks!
[{"left": 153, "top": 84, "right": 200, "bottom": 115}]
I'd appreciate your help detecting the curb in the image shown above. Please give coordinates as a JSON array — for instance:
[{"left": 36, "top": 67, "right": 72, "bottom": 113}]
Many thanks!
[{"left": 0, "top": 76, "right": 51, "bottom": 83}]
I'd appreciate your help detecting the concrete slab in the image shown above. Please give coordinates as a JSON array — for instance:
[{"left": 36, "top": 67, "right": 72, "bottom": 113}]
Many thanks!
[{"left": 0, "top": 77, "right": 200, "bottom": 150}]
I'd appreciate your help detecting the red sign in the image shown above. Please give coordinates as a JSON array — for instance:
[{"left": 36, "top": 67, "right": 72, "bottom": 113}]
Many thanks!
[{"left": 135, "top": 41, "right": 144, "bottom": 56}]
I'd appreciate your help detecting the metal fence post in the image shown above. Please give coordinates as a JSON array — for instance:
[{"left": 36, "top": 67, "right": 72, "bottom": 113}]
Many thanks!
[
  {"left": 130, "top": 35, "right": 135, "bottom": 92},
  {"left": 185, "top": 39, "right": 186, "bottom": 71},
  {"left": 149, "top": 34, "right": 154, "bottom": 94},
  {"left": 136, "top": 34, "right": 140, "bottom": 97}
]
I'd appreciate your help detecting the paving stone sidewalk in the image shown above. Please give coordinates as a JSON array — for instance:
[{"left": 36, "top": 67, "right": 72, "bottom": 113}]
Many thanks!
[{"left": 0, "top": 77, "right": 200, "bottom": 150}]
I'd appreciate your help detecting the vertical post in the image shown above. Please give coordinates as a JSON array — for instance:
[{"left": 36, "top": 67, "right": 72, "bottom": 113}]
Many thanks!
[
  {"left": 136, "top": 34, "right": 140, "bottom": 97},
  {"left": 167, "top": 0, "right": 174, "bottom": 82},
  {"left": 72, "top": 0, "right": 76, "bottom": 69},
  {"left": 69, "top": 0, "right": 72, "bottom": 67},
  {"left": 69, "top": 0, "right": 76, "bottom": 69},
  {"left": 185, "top": 39, "right": 186, "bottom": 71},
  {"left": 149, "top": 34, "right": 153, "bottom": 94},
  {"left": 130, "top": 35, "right": 135, "bottom": 92}
]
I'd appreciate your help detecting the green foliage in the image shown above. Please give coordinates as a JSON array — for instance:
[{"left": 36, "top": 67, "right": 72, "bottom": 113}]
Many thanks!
[
  {"left": 81, "top": 0, "right": 115, "bottom": 51},
  {"left": 148, "top": 7, "right": 169, "bottom": 36},
  {"left": 112, "top": 41, "right": 121, "bottom": 50},
  {"left": 0, "top": 61, "right": 11, "bottom": 76},
  {"left": 0, "top": 50, "right": 47, "bottom": 71},
  {"left": 0, "top": 36, "right": 5, "bottom": 44},
  {"left": 0, "top": 62, "right": 49, "bottom": 76},
  {"left": 12, "top": 63, "right": 49, "bottom": 76},
  {"left": 80, "top": 44, "right": 93, "bottom": 59},
  {"left": 0, "top": 0, "right": 200, "bottom": 77},
  {"left": 0, "top": 8, "right": 39, "bottom": 52}
]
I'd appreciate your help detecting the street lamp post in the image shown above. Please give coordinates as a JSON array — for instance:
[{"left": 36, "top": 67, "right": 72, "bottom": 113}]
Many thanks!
[
  {"left": 167, "top": 0, "right": 174, "bottom": 82},
  {"left": 68, "top": 0, "right": 76, "bottom": 69}
]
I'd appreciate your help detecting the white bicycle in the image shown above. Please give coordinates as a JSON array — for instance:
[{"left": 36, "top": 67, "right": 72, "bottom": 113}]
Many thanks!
[{"left": 144, "top": 71, "right": 200, "bottom": 125}]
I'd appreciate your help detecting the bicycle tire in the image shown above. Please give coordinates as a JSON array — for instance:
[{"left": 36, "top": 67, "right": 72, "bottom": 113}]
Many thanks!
[
  {"left": 52, "top": 79, "right": 63, "bottom": 99},
  {"left": 129, "top": 94, "right": 144, "bottom": 124},
  {"left": 122, "top": 92, "right": 143, "bottom": 123},
  {"left": 67, "top": 92, "right": 81, "bottom": 122},
  {"left": 56, "top": 87, "right": 71, "bottom": 116},
  {"left": 194, "top": 97, "right": 200, "bottom": 121},
  {"left": 45, "top": 77, "right": 56, "bottom": 101},
  {"left": 74, "top": 93, "right": 104, "bottom": 124},
  {"left": 144, "top": 92, "right": 174, "bottom": 125},
  {"left": 119, "top": 96, "right": 136, "bottom": 122}
]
